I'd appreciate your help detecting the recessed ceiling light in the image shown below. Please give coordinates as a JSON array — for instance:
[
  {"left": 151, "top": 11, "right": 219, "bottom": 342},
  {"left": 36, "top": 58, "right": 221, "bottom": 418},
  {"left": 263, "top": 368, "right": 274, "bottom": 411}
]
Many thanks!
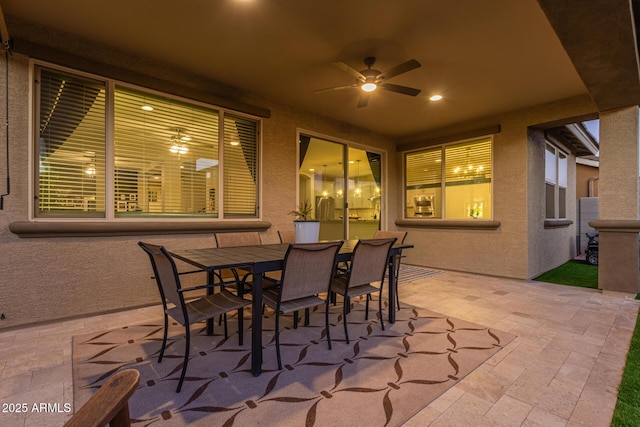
[
  {"left": 230, "top": 141, "right": 240, "bottom": 146},
  {"left": 309, "top": 168, "right": 315, "bottom": 172},
  {"left": 429, "top": 95, "right": 443, "bottom": 101},
  {"left": 141, "top": 105, "right": 154, "bottom": 111}
]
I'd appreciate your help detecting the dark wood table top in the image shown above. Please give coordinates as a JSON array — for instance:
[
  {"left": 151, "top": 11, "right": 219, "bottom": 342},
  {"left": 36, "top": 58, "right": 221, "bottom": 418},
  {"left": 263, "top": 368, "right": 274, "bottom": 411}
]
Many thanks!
[{"left": 171, "top": 240, "right": 412, "bottom": 272}]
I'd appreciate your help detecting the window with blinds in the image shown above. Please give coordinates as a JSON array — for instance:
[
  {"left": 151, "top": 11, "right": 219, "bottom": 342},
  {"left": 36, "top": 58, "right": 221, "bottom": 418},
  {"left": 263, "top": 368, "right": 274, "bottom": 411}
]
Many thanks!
[
  {"left": 544, "top": 143, "right": 567, "bottom": 219},
  {"left": 405, "top": 147, "right": 442, "bottom": 218},
  {"left": 36, "top": 68, "right": 107, "bottom": 217},
  {"left": 223, "top": 114, "right": 258, "bottom": 217},
  {"left": 114, "top": 86, "right": 220, "bottom": 217},
  {"left": 404, "top": 137, "right": 492, "bottom": 219},
  {"left": 444, "top": 137, "right": 492, "bottom": 219},
  {"left": 34, "top": 65, "right": 260, "bottom": 220}
]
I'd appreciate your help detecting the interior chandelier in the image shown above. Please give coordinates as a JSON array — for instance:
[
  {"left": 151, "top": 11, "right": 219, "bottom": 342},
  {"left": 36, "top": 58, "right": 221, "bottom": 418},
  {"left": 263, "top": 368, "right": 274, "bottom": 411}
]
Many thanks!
[{"left": 170, "top": 129, "right": 190, "bottom": 155}]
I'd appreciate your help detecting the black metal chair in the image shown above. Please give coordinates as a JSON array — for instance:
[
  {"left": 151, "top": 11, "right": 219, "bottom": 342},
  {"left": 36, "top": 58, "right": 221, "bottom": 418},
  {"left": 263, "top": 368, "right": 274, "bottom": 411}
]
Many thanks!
[
  {"left": 331, "top": 237, "right": 396, "bottom": 343},
  {"left": 213, "top": 231, "right": 262, "bottom": 294},
  {"left": 138, "top": 242, "right": 249, "bottom": 392},
  {"left": 262, "top": 241, "right": 343, "bottom": 369},
  {"left": 374, "top": 230, "right": 408, "bottom": 310}
]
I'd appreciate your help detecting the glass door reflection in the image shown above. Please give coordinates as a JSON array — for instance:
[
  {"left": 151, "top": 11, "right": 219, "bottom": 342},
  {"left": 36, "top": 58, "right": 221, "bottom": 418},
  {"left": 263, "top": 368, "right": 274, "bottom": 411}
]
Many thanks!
[
  {"left": 298, "top": 135, "right": 345, "bottom": 241},
  {"left": 347, "top": 148, "right": 381, "bottom": 240},
  {"left": 298, "top": 134, "right": 382, "bottom": 240}
]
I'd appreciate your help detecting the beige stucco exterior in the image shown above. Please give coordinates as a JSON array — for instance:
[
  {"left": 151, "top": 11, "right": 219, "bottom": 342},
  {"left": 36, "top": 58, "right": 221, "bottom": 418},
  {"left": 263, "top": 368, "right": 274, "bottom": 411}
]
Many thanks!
[{"left": 0, "top": 38, "right": 600, "bottom": 329}]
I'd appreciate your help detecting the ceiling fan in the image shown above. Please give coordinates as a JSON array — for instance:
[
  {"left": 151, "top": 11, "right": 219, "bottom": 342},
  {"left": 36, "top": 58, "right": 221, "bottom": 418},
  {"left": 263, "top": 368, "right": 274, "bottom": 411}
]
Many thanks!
[{"left": 315, "top": 56, "right": 422, "bottom": 108}]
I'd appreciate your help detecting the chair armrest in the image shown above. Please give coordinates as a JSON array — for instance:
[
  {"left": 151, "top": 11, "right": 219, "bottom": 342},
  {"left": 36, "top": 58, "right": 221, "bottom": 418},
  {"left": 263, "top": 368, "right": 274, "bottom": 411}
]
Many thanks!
[
  {"left": 260, "top": 275, "right": 282, "bottom": 290},
  {"left": 178, "top": 269, "right": 205, "bottom": 276},
  {"left": 150, "top": 269, "right": 204, "bottom": 280},
  {"left": 64, "top": 369, "right": 139, "bottom": 427},
  {"left": 177, "top": 282, "right": 221, "bottom": 293}
]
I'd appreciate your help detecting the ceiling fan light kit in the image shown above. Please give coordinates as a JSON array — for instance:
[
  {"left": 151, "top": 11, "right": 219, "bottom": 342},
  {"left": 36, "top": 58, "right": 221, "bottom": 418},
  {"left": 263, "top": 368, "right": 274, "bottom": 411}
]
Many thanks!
[{"left": 315, "top": 56, "right": 422, "bottom": 107}]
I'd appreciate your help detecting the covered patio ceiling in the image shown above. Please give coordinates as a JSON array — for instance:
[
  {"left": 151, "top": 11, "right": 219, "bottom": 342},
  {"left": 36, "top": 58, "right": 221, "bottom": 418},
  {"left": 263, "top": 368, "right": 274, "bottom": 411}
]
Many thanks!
[{"left": 1, "top": 0, "right": 639, "bottom": 139}]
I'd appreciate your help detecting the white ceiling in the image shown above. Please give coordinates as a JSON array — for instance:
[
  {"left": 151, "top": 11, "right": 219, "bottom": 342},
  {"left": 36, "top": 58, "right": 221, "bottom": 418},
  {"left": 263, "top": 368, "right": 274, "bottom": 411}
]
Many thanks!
[{"left": 2, "top": 0, "right": 588, "bottom": 138}]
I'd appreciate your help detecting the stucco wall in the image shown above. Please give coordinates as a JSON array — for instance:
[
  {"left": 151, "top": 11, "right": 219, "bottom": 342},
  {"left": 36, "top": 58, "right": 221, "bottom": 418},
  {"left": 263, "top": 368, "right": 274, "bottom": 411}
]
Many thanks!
[
  {"left": 0, "top": 52, "right": 396, "bottom": 329},
  {"left": 400, "top": 95, "right": 594, "bottom": 279},
  {"left": 528, "top": 128, "right": 578, "bottom": 278},
  {"left": 577, "top": 163, "right": 599, "bottom": 198},
  {"left": 0, "top": 40, "right": 597, "bottom": 329}
]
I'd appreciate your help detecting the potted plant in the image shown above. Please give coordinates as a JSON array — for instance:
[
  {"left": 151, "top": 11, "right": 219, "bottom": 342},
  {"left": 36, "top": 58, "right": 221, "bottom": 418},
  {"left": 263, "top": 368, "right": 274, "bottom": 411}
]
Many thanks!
[{"left": 289, "top": 200, "right": 320, "bottom": 243}]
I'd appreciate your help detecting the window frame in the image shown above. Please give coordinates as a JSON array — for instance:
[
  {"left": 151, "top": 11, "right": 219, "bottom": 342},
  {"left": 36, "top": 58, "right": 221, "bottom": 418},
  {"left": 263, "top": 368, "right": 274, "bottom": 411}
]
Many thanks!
[
  {"left": 544, "top": 142, "right": 568, "bottom": 220},
  {"left": 30, "top": 61, "right": 262, "bottom": 222},
  {"left": 403, "top": 136, "right": 493, "bottom": 220}
]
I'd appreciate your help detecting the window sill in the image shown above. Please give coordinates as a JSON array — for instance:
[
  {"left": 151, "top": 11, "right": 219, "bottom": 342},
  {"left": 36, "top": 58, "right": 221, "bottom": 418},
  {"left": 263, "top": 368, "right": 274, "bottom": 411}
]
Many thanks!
[
  {"left": 9, "top": 220, "right": 272, "bottom": 238},
  {"left": 589, "top": 220, "right": 640, "bottom": 232},
  {"left": 395, "top": 218, "right": 501, "bottom": 230},
  {"left": 543, "top": 219, "right": 573, "bottom": 229}
]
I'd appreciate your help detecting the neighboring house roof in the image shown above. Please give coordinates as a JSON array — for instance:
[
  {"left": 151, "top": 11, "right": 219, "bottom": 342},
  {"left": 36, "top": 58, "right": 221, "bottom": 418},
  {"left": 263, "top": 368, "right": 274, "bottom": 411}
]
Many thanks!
[{"left": 546, "top": 122, "right": 599, "bottom": 159}]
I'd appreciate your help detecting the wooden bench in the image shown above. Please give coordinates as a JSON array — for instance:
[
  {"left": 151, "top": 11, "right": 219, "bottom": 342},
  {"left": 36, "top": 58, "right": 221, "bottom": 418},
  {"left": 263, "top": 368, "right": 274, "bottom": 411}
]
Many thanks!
[{"left": 64, "top": 369, "right": 140, "bottom": 427}]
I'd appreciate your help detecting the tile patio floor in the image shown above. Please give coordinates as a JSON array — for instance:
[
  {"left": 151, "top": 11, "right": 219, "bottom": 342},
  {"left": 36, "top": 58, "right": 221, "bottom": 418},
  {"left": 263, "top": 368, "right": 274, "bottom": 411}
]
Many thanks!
[{"left": 0, "top": 270, "right": 638, "bottom": 426}]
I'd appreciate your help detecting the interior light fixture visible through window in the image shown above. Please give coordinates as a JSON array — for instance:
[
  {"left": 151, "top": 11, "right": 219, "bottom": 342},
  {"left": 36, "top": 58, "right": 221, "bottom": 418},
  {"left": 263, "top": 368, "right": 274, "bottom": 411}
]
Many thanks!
[
  {"left": 429, "top": 95, "right": 443, "bottom": 101},
  {"left": 230, "top": 141, "right": 240, "bottom": 146},
  {"left": 169, "top": 129, "right": 189, "bottom": 156},
  {"left": 170, "top": 145, "right": 188, "bottom": 154},
  {"left": 141, "top": 105, "right": 154, "bottom": 111},
  {"left": 85, "top": 162, "right": 96, "bottom": 176}
]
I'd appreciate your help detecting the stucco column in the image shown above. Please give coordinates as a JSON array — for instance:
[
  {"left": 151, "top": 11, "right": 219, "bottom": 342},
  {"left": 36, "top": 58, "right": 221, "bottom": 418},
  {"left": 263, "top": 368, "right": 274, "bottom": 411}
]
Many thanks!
[{"left": 590, "top": 106, "right": 640, "bottom": 294}]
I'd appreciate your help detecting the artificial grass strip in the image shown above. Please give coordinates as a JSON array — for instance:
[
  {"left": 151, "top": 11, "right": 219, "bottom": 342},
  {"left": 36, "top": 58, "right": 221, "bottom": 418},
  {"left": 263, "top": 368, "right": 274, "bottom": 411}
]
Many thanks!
[
  {"left": 611, "top": 310, "right": 640, "bottom": 426},
  {"left": 533, "top": 260, "right": 598, "bottom": 289}
]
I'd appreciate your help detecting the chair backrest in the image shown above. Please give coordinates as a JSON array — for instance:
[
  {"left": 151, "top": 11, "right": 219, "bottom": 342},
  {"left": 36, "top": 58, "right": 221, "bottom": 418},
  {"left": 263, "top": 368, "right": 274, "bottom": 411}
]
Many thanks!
[
  {"left": 64, "top": 369, "right": 140, "bottom": 427},
  {"left": 277, "top": 230, "right": 296, "bottom": 244},
  {"left": 348, "top": 238, "right": 397, "bottom": 287},
  {"left": 138, "top": 242, "right": 184, "bottom": 311},
  {"left": 214, "top": 231, "right": 262, "bottom": 248},
  {"left": 374, "top": 230, "right": 407, "bottom": 244},
  {"left": 279, "top": 241, "right": 343, "bottom": 302}
]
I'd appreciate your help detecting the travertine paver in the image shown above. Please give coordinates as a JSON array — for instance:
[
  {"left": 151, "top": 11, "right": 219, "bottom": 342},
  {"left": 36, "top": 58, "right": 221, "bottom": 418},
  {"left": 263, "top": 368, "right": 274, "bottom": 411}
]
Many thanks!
[
  {"left": 403, "top": 271, "right": 639, "bottom": 426},
  {"left": 0, "top": 271, "right": 637, "bottom": 427}
]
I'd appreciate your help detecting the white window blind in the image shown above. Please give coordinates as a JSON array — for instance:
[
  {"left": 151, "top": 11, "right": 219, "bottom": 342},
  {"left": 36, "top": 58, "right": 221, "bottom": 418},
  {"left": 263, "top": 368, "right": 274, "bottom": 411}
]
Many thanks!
[
  {"left": 444, "top": 138, "right": 492, "bottom": 219},
  {"left": 114, "top": 86, "right": 220, "bottom": 217},
  {"left": 545, "top": 144, "right": 556, "bottom": 184},
  {"left": 544, "top": 143, "right": 568, "bottom": 219},
  {"left": 404, "top": 137, "right": 492, "bottom": 220},
  {"left": 34, "top": 64, "right": 260, "bottom": 220},
  {"left": 36, "top": 67, "right": 106, "bottom": 217},
  {"left": 405, "top": 147, "right": 442, "bottom": 188},
  {"left": 223, "top": 114, "right": 258, "bottom": 217},
  {"left": 444, "top": 138, "right": 492, "bottom": 185},
  {"left": 558, "top": 152, "right": 567, "bottom": 188}
]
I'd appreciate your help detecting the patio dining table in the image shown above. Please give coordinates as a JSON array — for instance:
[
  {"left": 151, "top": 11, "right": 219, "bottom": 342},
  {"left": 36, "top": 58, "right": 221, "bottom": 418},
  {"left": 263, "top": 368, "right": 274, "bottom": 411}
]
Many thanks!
[{"left": 170, "top": 239, "right": 412, "bottom": 376}]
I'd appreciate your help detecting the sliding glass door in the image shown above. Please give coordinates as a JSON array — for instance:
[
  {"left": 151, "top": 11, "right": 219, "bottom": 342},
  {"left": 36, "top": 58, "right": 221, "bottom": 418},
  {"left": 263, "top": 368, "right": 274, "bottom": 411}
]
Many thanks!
[
  {"left": 298, "top": 133, "right": 382, "bottom": 240},
  {"left": 347, "top": 147, "right": 381, "bottom": 239}
]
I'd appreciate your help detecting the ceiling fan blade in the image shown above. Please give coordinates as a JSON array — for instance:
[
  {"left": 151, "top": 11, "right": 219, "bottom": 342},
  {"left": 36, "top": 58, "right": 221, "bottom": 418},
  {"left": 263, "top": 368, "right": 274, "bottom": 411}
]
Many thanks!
[
  {"left": 314, "top": 84, "right": 358, "bottom": 94},
  {"left": 377, "top": 59, "right": 421, "bottom": 81},
  {"left": 380, "top": 83, "right": 422, "bottom": 97},
  {"left": 357, "top": 93, "right": 370, "bottom": 108},
  {"left": 333, "top": 61, "right": 366, "bottom": 81}
]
